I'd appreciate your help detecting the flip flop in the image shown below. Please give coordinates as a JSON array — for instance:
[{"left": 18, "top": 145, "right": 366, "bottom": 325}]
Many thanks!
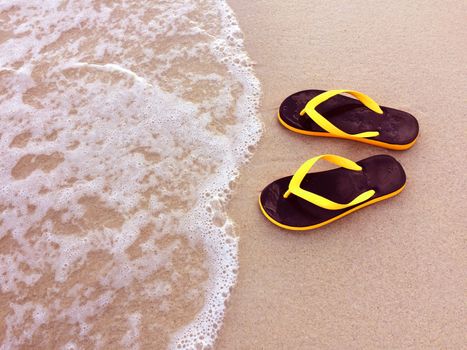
[
  {"left": 259, "top": 154, "right": 406, "bottom": 231},
  {"left": 278, "top": 89, "right": 419, "bottom": 150}
]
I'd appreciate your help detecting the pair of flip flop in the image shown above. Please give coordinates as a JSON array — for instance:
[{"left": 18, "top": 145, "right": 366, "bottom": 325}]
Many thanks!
[{"left": 259, "top": 89, "right": 419, "bottom": 231}]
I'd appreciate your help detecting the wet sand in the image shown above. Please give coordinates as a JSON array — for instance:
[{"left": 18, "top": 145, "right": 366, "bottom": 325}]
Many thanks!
[
  {"left": 0, "top": 2, "right": 258, "bottom": 348},
  {"left": 219, "top": 0, "right": 466, "bottom": 348}
]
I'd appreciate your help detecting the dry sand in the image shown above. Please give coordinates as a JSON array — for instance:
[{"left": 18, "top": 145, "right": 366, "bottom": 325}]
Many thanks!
[{"left": 218, "top": 0, "right": 467, "bottom": 348}]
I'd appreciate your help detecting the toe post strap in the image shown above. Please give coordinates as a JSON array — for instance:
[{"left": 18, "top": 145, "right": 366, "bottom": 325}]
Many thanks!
[
  {"left": 284, "top": 154, "right": 375, "bottom": 210},
  {"left": 300, "top": 89, "right": 383, "bottom": 139}
]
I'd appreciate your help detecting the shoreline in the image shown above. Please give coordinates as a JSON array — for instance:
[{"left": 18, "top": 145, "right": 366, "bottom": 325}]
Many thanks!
[
  {"left": 0, "top": 2, "right": 261, "bottom": 348},
  {"left": 218, "top": 0, "right": 466, "bottom": 348}
]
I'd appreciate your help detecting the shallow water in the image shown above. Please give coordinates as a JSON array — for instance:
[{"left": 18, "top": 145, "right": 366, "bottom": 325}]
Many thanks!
[{"left": 0, "top": 1, "right": 261, "bottom": 348}]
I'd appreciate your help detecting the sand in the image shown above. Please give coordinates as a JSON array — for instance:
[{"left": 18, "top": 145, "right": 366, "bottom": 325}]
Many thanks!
[
  {"left": 218, "top": 0, "right": 467, "bottom": 348},
  {"left": 1, "top": 1, "right": 465, "bottom": 348}
]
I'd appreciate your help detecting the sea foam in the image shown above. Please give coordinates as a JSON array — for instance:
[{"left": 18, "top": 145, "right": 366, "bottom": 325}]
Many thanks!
[{"left": 0, "top": 1, "right": 261, "bottom": 349}]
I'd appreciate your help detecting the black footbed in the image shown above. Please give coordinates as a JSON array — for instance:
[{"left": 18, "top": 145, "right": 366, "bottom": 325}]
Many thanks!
[
  {"left": 279, "top": 90, "right": 419, "bottom": 145},
  {"left": 260, "top": 155, "right": 406, "bottom": 228}
]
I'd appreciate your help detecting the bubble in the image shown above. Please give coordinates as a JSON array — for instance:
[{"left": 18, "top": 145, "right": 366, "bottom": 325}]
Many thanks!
[{"left": 1, "top": 0, "right": 261, "bottom": 349}]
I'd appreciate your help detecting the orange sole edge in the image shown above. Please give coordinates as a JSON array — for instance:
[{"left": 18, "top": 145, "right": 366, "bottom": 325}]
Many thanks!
[
  {"left": 258, "top": 183, "right": 406, "bottom": 231},
  {"left": 278, "top": 112, "right": 417, "bottom": 150}
]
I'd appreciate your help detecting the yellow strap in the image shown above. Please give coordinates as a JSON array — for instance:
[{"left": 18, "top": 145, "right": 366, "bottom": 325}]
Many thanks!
[
  {"left": 300, "top": 89, "right": 383, "bottom": 139},
  {"left": 283, "top": 154, "right": 375, "bottom": 210}
]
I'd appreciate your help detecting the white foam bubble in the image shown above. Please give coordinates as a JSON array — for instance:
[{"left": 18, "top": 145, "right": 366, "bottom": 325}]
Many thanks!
[{"left": 0, "top": 0, "right": 261, "bottom": 349}]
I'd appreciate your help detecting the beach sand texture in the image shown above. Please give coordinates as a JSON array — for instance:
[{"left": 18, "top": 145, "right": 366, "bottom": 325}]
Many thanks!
[
  {"left": 218, "top": 0, "right": 466, "bottom": 348},
  {"left": 0, "top": 0, "right": 466, "bottom": 349}
]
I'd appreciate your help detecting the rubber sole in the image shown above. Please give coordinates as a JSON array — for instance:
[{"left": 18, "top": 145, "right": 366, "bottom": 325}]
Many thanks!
[
  {"left": 259, "top": 183, "right": 406, "bottom": 231},
  {"left": 278, "top": 112, "right": 417, "bottom": 151}
]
